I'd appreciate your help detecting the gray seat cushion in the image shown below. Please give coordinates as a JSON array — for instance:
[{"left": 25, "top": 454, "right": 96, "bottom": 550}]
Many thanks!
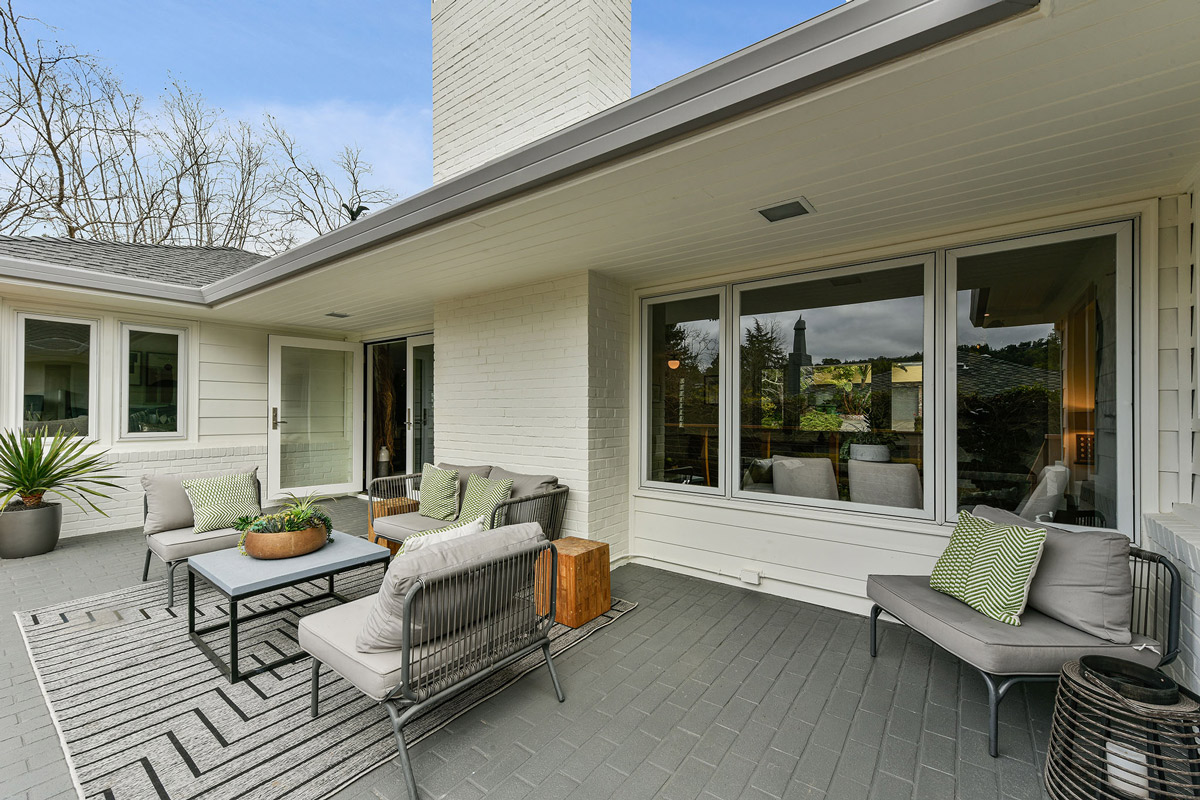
[
  {"left": 142, "top": 467, "right": 258, "bottom": 535},
  {"left": 355, "top": 522, "right": 547, "bottom": 653},
  {"left": 867, "top": 575, "right": 1160, "bottom": 675},
  {"left": 373, "top": 512, "right": 453, "bottom": 543},
  {"left": 299, "top": 597, "right": 495, "bottom": 701},
  {"left": 972, "top": 505, "right": 1133, "bottom": 643},
  {"left": 146, "top": 526, "right": 241, "bottom": 562},
  {"left": 849, "top": 461, "right": 922, "bottom": 509},
  {"left": 488, "top": 467, "right": 558, "bottom": 499}
]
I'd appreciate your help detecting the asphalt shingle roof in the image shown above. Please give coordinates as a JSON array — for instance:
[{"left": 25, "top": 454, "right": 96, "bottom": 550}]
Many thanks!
[{"left": 0, "top": 236, "right": 265, "bottom": 288}]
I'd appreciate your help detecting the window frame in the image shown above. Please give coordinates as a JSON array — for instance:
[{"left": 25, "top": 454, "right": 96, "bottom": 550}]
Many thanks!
[
  {"left": 943, "top": 220, "right": 1136, "bottom": 533},
  {"left": 119, "top": 322, "right": 188, "bottom": 441},
  {"left": 15, "top": 311, "right": 100, "bottom": 440},
  {"left": 730, "top": 254, "right": 938, "bottom": 520},
  {"left": 640, "top": 286, "right": 728, "bottom": 496}
]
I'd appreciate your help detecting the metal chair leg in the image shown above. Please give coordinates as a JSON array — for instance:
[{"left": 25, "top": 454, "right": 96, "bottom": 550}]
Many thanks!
[
  {"left": 385, "top": 703, "right": 420, "bottom": 800},
  {"left": 141, "top": 548, "right": 152, "bottom": 582},
  {"left": 543, "top": 642, "right": 565, "bottom": 703},
  {"left": 310, "top": 660, "right": 321, "bottom": 718},
  {"left": 167, "top": 561, "right": 180, "bottom": 608},
  {"left": 869, "top": 604, "right": 883, "bottom": 657}
]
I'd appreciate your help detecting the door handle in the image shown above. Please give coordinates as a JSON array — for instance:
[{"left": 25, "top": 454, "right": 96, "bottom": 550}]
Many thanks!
[
  {"left": 272, "top": 407, "right": 288, "bottom": 430},
  {"left": 406, "top": 408, "right": 412, "bottom": 431}
]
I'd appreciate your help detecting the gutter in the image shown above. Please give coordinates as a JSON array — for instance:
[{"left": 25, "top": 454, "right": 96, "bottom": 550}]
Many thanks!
[{"left": 0, "top": 255, "right": 206, "bottom": 304}]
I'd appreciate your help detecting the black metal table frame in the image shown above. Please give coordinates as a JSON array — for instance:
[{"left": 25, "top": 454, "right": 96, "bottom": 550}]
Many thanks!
[{"left": 187, "top": 557, "right": 389, "bottom": 683}]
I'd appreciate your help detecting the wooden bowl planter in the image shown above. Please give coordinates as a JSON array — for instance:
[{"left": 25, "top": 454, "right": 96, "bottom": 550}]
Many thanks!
[{"left": 242, "top": 526, "right": 329, "bottom": 559}]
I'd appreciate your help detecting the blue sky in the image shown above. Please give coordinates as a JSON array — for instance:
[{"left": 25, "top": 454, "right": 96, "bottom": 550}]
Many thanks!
[{"left": 26, "top": 1, "right": 842, "bottom": 198}]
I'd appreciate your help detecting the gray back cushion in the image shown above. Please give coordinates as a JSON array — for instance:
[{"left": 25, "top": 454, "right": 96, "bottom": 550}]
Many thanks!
[
  {"left": 848, "top": 460, "right": 922, "bottom": 509},
  {"left": 142, "top": 467, "right": 258, "bottom": 536},
  {"left": 436, "top": 463, "right": 493, "bottom": 512},
  {"left": 972, "top": 505, "right": 1133, "bottom": 643},
  {"left": 356, "top": 522, "right": 546, "bottom": 653},
  {"left": 489, "top": 467, "right": 558, "bottom": 499},
  {"left": 772, "top": 458, "right": 837, "bottom": 500}
]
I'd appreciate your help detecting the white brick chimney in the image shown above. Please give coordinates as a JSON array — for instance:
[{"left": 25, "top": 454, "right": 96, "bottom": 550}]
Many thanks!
[{"left": 431, "top": 0, "right": 632, "bottom": 183}]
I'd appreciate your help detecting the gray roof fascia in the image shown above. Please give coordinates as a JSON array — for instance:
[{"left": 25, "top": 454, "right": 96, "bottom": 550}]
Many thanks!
[
  {"left": 0, "top": 255, "right": 207, "bottom": 304},
  {"left": 203, "top": 0, "right": 1037, "bottom": 305}
]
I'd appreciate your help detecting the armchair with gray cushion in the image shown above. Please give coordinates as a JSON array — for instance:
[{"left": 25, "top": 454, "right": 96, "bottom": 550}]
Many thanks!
[
  {"left": 848, "top": 460, "right": 922, "bottom": 509},
  {"left": 868, "top": 505, "right": 1180, "bottom": 757},
  {"left": 368, "top": 463, "right": 569, "bottom": 547},
  {"left": 139, "top": 468, "right": 261, "bottom": 607},
  {"left": 300, "top": 522, "right": 563, "bottom": 799}
]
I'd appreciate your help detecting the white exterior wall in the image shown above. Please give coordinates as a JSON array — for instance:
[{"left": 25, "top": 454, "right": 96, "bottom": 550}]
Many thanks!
[
  {"left": 431, "top": 0, "right": 631, "bottom": 183},
  {"left": 0, "top": 297, "right": 346, "bottom": 538},
  {"left": 432, "top": 270, "right": 631, "bottom": 555}
]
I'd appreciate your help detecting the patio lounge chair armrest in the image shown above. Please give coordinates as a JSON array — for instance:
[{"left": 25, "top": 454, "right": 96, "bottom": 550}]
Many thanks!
[
  {"left": 1129, "top": 546, "right": 1182, "bottom": 666},
  {"left": 489, "top": 485, "right": 570, "bottom": 540},
  {"left": 368, "top": 473, "right": 423, "bottom": 523}
]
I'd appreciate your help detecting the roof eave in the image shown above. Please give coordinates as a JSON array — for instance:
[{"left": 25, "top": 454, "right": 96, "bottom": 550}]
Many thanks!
[{"left": 0, "top": 256, "right": 207, "bottom": 303}]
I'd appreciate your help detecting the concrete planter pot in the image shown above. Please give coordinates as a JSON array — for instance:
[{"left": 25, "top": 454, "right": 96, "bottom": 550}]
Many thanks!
[
  {"left": 0, "top": 502, "right": 63, "bottom": 559},
  {"left": 849, "top": 443, "right": 891, "bottom": 462}
]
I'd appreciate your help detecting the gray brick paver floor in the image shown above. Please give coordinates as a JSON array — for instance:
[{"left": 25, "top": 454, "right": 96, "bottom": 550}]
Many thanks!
[{"left": 1, "top": 498, "right": 1054, "bottom": 799}]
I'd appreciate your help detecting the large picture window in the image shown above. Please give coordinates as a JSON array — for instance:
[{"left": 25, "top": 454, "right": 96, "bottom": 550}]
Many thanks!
[
  {"left": 640, "top": 220, "right": 1135, "bottom": 532},
  {"left": 18, "top": 314, "right": 96, "bottom": 437},
  {"left": 735, "top": 258, "right": 933, "bottom": 514},
  {"left": 645, "top": 291, "right": 723, "bottom": 489},
  {"left": 949, "top": 224, "right": 1132, "bottom": 531},
  {"left": 122, "top": 324, "right": 185, "bottom": 438}
]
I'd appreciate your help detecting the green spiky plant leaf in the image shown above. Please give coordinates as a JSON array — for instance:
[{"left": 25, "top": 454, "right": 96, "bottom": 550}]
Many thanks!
[{"left": 0, "top": 427, "right": 123, "bottom": 515}]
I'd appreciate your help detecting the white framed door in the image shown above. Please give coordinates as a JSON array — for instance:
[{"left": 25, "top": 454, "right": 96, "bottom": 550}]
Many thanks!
[
  {"left": 405, "top": 334, "right": 434, "bottom": 473},
  {"left": 267, "top": 336, "right": 364, "bottom": 501}
]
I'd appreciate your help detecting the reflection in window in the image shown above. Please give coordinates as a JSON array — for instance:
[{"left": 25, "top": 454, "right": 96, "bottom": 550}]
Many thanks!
[
  {"left": 955, "top": 234, "right": 1118, "bottom": 528},
  {"left": 127, "top": 329, "right": 181, "bottom": 435},
  {"left": 647, "top": 295, "right": 721, "bottom": 487},
  {"left": 22, "top": 317, "right": 91, "bottom": 437},
  {"left": 738, "top": 264, "right": 926, "bottom": 509}
]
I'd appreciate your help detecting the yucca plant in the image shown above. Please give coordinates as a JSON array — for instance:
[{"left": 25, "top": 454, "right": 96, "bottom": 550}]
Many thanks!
[{"left": 0, "top": 427, "right": 122, "bottom": 514}]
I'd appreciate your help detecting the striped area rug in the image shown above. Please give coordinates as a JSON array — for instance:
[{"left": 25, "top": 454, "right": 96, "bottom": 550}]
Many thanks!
[{"left": 15, "top": 567, "right": 634, "bottom": 800}]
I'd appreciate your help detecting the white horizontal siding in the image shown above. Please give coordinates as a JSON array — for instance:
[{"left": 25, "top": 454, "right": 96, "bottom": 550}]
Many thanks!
[{"left": 198, "top": 323, "right": 270, "bottom": 443}]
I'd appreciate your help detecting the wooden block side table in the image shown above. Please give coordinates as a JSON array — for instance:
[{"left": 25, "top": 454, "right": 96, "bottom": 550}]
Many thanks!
[
  {"left": 538, "top": 536, "right": 611, "bottom": 628},
  {"left": 367, "top": 496, "right": 419, "bottom": 556}
]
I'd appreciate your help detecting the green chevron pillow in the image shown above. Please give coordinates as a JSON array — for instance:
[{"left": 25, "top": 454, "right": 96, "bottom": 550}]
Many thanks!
[
  {"left": 931, "top": 511, "right": 1047, "bottom": 626},
  {"left": 418, "top": 464, "right": 459, "bottom": 521},
  {"left": 459, "top": 473, "right": 514, "bottom": 530},
  {"left": 182, "top": 472, "right": 261, "bottom": 534}
]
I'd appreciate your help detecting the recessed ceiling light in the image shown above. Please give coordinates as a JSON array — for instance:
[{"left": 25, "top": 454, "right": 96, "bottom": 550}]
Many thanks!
[
  {"left": 326, "top": 311, "right": 351, "bottom": 318},
  {"left": 755, "top": 197, "right": 815, "bottom": 223}
]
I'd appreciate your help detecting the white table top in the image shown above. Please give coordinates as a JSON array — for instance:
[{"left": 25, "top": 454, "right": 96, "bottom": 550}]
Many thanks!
[{"left": 187, "top": 531, "right": 390, "bottom": 598}]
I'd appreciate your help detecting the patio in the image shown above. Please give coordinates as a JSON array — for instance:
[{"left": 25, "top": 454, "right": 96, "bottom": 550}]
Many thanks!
[{"left": 1, "top": 498, "right": 1054, "bottom": 800}]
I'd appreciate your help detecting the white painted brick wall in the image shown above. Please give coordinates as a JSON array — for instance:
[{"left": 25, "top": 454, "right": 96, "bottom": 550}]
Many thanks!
[
  {"left": 431, "top": 0, "right": 631, "bottom": 183},
  {"left": 432, "top": 270, "right": 631, "bottom": 555},
  {"left": 1143, "top": 511, "right": 1200, "bottom": 691},
  {"left": 58, "top": 445, "right": 267, "bottom": 538}
]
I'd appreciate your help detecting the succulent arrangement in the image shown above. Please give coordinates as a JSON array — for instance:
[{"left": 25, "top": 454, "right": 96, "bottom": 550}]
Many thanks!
[{"left": 235, "top": 493, "right": 333, "bottom": 555}]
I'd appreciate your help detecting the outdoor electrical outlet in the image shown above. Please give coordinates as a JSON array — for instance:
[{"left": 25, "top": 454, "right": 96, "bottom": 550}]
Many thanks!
[{"left": 739, "top": 569, "right": 762, "bottom": 586}]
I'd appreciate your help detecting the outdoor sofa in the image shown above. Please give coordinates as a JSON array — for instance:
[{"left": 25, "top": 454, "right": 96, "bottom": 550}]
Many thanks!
[
  {"left": 867, "top": 505, "right": 1181, "bottom": 757},
  {"left": 368, "top": 463, "right": 570, "bottom": 545},
  {"left": 140, "top": 468, "right": 261, "bottom": 607},
  {"left": 301, "top": 521, "right": 563, "bottom": 800}
]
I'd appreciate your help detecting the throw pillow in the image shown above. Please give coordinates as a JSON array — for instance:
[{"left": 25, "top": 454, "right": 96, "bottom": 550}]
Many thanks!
[
  {"left": 356, "top": 522, "right": 547, "bottom": 652},
  {"left": 399, "top": 516, "right": 487, "bottom": 556},
  {"left": 418, "top": 463, "right": 459, "bottom": 521},
  {"left": 931, "top": 510, "right": 1047, "bottom": 626},
  {"left": 459, "top": 473, "right": 514, "bottom": 529},
  {"left": 181, "top": 472, "right": 261, "bottom": 534},
  {"left": 972, "top": 505, "right": 1133, "bottom": 643}
]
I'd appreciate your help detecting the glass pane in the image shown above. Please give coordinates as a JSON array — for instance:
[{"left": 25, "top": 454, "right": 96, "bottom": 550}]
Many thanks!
[
  {"left": 411, "top": 343, "right": 434, "bottom": 469},
  {"left": 279, "top": 346, "right": 354, "bottom": 489},
  {"left": 369, "top": 341, "right": 407, "bottom": 477},
  {"left": 955, "top": 234, "right": 1118, "bottom": 528},
  {"left": 22, "top": 318, "right": 91, "bottom": 437},
  {"left": 127, "top": 330, "right": 180, "bottom": 434},
  {"left": 738, "top": 264, "right": 926, "bottom": 509},
  {"left": 647, "top": 295, "right": 721, "bottom": 487}
]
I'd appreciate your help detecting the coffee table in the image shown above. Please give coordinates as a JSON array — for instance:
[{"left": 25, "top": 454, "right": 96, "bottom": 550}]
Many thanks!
[{"left": 187, "top": 531, "right": 390, "bottom": 683}]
